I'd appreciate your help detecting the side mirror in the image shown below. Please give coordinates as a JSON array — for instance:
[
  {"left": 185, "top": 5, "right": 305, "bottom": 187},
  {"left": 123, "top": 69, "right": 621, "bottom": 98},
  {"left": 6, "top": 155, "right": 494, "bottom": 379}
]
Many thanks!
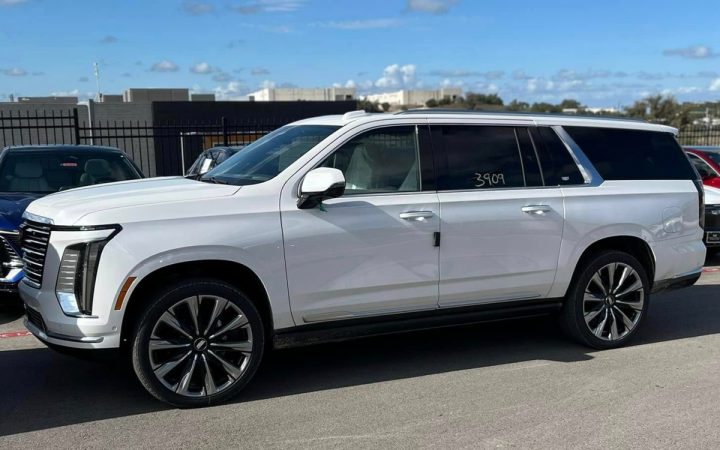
[{"left": 297, "top": 168, "right": 345, "bottom": 209}]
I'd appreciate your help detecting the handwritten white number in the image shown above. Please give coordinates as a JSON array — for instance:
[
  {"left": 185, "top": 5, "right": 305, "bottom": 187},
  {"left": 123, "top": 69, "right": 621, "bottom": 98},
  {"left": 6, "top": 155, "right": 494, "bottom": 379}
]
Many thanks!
[{"left": 474, "top": 172, "right": 506, "bottom": 188}]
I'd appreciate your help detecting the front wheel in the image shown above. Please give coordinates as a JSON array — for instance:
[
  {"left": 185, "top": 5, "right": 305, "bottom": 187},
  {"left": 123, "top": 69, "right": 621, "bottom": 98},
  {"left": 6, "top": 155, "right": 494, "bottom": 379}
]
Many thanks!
[
  {"left": 131, "top": 279, "right": 265, "bottom": 407},
  {"left": 561, "top": 251, "right": 650, "bottom": 349}
]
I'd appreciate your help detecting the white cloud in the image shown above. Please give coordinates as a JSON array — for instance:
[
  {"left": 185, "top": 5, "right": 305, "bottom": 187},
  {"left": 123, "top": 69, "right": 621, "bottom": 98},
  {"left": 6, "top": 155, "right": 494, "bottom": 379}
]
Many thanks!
[
  {"left": 663, "top": 45, "right": 718, "bottom": 59},
  {"left": 212, "top": 72, "right": 233, "bottom": 82},
  {"left": 260, "top": 79, "right": 276, "bottom": 89},
  {"left": 213, "top": 81, "right": 247, "bottom": 100},
  {"left": 710, "top": 78, "right": 720, "bottom": 92},
  {"left": 50, "top": 89, "right": 80, "bottom": 97},
  {"left": 150, "top": 60, "right": 179, "bottom": 72},
  {"left": 2, "top": 67, "right": 27, "bottom": 76},
  {"left": 406, "top": 0, "right": 457, "bottom": 14},
  {"left": 230, "top": 0, "right": 304, "bottom": 14},
  {"left": 238, "top": 22, "right": 293, "bottom": 33},
  {"left": 190, "top": 62, "right": 214, "bottom": 74},
  {"left": 0, "top": 0, "right": 28, "bottom": 6},
  {"left": 316, "top": 18, "right": 403, "bottom": 30},
  {"left": 251, "top": 67, "right": 270, "bottom": 76},
  {"left": 183, "top": 1, "right": 214, "bottom": 15},
  {"left": 375, "top": 64, "right": 417, "bottom": 88}
]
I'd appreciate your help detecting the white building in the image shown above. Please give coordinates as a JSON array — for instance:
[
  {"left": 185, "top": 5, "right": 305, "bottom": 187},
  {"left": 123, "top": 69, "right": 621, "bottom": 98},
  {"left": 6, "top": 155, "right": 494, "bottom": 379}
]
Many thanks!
[
  {"left": 247, "top": 87, "right": 356, "bottom": 102},
  {"left": 364, "top": 88, "right": 462, "bottom": 107}
]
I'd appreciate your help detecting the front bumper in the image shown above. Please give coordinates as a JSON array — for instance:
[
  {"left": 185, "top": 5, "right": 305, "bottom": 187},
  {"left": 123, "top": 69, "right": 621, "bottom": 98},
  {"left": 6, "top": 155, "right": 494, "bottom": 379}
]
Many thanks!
[{"left": 20, "top": 281, "right": 119, "bottom": 349}]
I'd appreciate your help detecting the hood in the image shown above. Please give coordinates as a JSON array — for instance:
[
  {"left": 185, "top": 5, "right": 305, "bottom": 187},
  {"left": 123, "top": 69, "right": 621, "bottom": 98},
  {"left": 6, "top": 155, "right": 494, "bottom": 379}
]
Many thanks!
[
  {"left": 0, "top": 192, "right": 44, "bottom": 231},
  {"left": 24, "top": 177, "right": 241, "bottom": 226}
]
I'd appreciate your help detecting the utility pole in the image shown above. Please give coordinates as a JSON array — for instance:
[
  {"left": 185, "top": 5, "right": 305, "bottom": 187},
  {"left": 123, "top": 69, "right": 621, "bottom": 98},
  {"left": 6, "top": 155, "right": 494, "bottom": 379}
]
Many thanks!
[{"left": 93, "top": 62, "right": 101, "bottom": 101}]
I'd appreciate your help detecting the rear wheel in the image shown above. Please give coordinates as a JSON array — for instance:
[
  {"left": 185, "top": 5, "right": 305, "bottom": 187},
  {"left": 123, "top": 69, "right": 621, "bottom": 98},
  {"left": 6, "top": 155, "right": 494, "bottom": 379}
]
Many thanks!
[
  {"left": 561, "top": 251, "right": 649, "bottom": 349},
  {"left": 131, "top": 279, "right": 264, "bottom": 407}
]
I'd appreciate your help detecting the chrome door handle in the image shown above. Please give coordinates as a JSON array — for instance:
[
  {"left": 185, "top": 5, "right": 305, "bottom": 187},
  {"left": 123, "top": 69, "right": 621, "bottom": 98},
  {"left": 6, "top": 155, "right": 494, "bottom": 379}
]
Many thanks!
[
  {"left": 522, "top": 205, "right": 552, "bottom": 215},
  {"left": 399, "top": 211, "right": 435, "bottom": 220}
]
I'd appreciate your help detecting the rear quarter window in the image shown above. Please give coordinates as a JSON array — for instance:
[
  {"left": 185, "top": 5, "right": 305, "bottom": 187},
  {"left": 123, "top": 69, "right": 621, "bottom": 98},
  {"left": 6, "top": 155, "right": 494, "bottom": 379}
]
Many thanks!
[{"left": 564, "top": 127, "right": 696, "bottom": 180}]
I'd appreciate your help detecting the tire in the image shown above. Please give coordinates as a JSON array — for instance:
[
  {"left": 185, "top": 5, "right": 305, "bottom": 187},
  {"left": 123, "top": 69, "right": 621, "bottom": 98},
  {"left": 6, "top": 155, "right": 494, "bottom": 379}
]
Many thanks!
[
  {"left": 131, "top": 279, "right": 265, "bottom": 407},
  {"left": 561, "top": 250, "right": 650, "bottom": 350}
]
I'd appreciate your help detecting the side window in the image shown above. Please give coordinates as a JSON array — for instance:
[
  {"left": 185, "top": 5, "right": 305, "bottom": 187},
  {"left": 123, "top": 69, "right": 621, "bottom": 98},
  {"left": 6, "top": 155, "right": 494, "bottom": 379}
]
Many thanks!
[
  {"left": 529, "top": 127, "right": 585, "bottom": 186},
  {"left": 688, "top": 154, "right": 715, "bottom": 178},
  {"left": 432, "top": 126, "right": 525, "bottom": 190},
  {"left": 564, "top": 127, "right": 697, "bottom": 181},
  {"left": 320, "top": 126, "right": 420, "bottom": 194},
  {"left": 515, "top": 128, "right": 544, "bottom": 187}
]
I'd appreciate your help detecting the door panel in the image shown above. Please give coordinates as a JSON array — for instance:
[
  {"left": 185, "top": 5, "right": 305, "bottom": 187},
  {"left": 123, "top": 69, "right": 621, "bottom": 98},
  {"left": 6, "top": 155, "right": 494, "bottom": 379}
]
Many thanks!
[
  {"left": 282, "top": 194, "right": 440, "bottom": 323},
  {"left": 429, "top": 124, "right": 564, "bottom": 307},
  {"left": 281, "top": 124, "right": 440, "bottom": 324},
  {"left": 437, "top": 189, "right": 564, "bottom": 306}
]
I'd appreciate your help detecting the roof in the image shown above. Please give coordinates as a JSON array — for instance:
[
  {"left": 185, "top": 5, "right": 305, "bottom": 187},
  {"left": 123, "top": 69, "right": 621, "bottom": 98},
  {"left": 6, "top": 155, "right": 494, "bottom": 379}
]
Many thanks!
[
  {"left": 2, "top": 144, "right": 124, "bottom": 153},
  {"left": 290, "top": 110, "right": 678, "bottom": 134}
]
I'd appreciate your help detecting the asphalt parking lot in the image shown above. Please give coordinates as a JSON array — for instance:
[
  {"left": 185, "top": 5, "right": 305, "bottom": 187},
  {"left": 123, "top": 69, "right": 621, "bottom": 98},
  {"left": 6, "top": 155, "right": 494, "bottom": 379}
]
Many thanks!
[{"left": 2, "top": 256, "right": 720, "bottom": 449}]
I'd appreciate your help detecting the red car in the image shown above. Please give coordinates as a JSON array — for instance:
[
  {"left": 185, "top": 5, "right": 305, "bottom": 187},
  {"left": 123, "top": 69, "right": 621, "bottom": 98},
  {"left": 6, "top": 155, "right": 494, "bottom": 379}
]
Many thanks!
[{"left": 685, "top": 146, "right": 720, "bottom": 188}]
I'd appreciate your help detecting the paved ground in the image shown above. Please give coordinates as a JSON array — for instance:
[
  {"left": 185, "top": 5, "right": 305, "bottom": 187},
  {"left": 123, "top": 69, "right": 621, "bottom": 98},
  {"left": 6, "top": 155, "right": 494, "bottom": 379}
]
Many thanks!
[{"left": 2, "top": 256, "right": 720, "bottom": 449}]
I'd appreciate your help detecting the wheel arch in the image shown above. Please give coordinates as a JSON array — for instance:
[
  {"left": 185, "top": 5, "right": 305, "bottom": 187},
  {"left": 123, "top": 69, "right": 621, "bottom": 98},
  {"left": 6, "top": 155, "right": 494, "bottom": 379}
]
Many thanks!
[
  {"left": 568, "top": 236, "right": 656, "bottom": 294},
  {"left": 120, "top": 259, "right": 274, "bottom": 348}
]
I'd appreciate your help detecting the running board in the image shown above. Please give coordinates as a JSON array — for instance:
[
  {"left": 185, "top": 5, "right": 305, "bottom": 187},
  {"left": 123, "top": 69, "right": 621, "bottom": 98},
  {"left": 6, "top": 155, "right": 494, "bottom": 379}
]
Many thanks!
[{"left": 272, "top": 299, "right": 563, "bottom": 349}]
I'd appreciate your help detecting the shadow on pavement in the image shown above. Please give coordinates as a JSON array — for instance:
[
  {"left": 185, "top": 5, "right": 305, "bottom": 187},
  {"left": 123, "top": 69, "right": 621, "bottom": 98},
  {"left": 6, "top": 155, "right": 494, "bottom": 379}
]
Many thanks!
[
  {"left": 0, "top": 294, "right": 23, "bottom": 327},
  {"left": 1, "top": 283, "right": 720, "bottom": 436}
]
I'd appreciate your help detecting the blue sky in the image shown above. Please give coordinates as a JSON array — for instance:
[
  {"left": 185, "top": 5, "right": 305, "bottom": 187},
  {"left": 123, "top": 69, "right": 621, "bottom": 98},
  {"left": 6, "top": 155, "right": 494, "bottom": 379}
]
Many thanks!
[{"left": 1, "top": 0, "right": 719, "bottom": 106}]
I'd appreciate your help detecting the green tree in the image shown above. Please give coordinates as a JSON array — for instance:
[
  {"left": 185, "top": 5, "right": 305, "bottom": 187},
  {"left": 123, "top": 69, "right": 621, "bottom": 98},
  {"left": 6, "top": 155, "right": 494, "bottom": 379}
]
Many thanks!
[
  {"left": 356, "top": 98, "right": 382, "bottom": 113},
  {"left": 381, "top": 102, "right": 391, "bottom": 112},
  {"left": 530, "top": 102, "right": 561, "bottom": 113},
  {"left": 559, "top": 99, "right": 583, "bottom": 110},
  {"left": 425, "top": 98, "right": 439, "bottom": 108},
  {"left": 464, "top": 92, "right": 504, "bottom": 109},
  {"left": 506, "top": 100, "right": 530, "bottom": 111}
]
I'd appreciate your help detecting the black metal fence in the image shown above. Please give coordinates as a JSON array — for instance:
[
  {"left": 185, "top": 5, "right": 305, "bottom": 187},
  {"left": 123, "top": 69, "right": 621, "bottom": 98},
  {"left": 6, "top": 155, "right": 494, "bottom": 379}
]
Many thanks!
[
  {"left": 677, "top": 126, "right": 720, "bottom": 147},
  {"left": 4, "top": 108, "right": 720, "bottom": 177},
  {"left": 0, "top": 108, "right": 288, "bottom": 176}
]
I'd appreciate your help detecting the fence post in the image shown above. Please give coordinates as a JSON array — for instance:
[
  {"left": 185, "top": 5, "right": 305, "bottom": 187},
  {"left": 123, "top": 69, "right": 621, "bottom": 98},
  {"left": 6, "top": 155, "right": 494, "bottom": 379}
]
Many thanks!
[
  {"left": 222, "top": 116, "right": 229, "bottom": 146},
  {"left": 72, "top": 108, "right": 81, "bottom": 144}
]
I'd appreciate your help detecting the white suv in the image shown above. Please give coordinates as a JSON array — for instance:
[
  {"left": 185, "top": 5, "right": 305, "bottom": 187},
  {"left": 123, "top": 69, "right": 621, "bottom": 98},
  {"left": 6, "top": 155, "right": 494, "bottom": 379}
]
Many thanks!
[{"left": 19, "top": 110, "right": 706, "bottom": 407}]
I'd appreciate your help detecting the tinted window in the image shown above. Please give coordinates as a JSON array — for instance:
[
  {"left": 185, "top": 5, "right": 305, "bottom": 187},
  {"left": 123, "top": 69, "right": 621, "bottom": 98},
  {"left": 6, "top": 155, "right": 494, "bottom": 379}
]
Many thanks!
[
  {"left": 529, "top": 127, "right": 585, "bottom": 186},
  {"left": 432, "top": 126, "right": 525, "bottom": 190},
  {"left": 515, "top": 128, "right": 543, "bottom": 187},
  {"left": 565, "top": 127, "right": 696, "bottom": 180},
  {"left": 0, "top": 151, "right": 139, "bottom": 193},
  {"left": 688, "top": 154, "right": 715, "bottom": 177},
  {"left": 321, "top": 126, "right": 420, "bottom": 194}
]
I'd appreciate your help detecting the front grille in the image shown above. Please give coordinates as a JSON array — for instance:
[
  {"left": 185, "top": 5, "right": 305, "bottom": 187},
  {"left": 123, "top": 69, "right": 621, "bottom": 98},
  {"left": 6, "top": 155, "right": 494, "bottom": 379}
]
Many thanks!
[
  {"left": 705, "top": 205, "right": 720, "bottom": 229},
  {"left": 25, "top": 305, "right": 46, "bottom": 332},
  {"left": 19, "top": 221, "right": 51, "bottom": 288}
]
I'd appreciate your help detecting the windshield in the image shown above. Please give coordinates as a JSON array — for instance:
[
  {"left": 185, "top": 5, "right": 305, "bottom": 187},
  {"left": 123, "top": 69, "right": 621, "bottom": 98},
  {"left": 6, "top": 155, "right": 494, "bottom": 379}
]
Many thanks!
[
  {"left": 0, "top": 151, "right": 141, "bottom": 193},
  {"left": 201, "top": 125, "right": 339, "bottom": 185}
]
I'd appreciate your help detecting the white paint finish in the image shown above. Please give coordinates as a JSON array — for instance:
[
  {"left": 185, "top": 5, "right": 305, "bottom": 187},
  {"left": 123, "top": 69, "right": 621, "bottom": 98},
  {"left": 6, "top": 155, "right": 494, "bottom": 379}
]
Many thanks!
[
  {"left": 17, "top": 112, "right": 706, "bottom": 351},
  {"left": 300, "top": 168, "right": 345, "bottom": 194},
  {"left": 548, "top": 180, "right": 704, "bottom": 298},
  {"left": 437, "top": 188, "right": 564, "bottom": 306},
  {"left": 281, "top": 192, "right": 440, "bottom": 323},
  {"left": 25, "top": 176, "right": 240, "bottom": 226}
]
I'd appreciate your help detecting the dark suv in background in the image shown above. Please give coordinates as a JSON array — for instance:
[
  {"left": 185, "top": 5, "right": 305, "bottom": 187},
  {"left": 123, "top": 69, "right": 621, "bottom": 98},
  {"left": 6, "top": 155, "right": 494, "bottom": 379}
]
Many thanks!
[{"left": 0, "top": 145, "right": 143, "bottom": 293}]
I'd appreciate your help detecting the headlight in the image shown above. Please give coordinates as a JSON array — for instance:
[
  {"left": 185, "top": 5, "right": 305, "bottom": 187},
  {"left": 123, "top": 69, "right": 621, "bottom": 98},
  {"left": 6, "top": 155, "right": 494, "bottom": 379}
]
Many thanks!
[{"left": 55, "top": 228, "right": 119, "bottom": 316}]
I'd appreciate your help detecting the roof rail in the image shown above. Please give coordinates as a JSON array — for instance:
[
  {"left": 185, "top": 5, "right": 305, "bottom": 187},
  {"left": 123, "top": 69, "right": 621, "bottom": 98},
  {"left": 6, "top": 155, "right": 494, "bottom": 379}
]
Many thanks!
[{"left": 395, "top": 108, "right": 646, "bottom": 123}]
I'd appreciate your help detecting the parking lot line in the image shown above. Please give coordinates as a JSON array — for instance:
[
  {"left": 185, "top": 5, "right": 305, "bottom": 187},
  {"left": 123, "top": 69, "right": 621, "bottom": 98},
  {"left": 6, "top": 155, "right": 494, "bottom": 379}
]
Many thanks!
[{"left": 0, "top": 331, "right": 31, "bottom": 339}]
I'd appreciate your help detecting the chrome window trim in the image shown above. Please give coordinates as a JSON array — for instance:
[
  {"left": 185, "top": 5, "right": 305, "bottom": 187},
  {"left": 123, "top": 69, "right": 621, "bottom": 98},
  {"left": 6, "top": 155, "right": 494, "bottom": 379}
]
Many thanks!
[{"left": 552, "top": 125, "right": 604, "bottom": 187}]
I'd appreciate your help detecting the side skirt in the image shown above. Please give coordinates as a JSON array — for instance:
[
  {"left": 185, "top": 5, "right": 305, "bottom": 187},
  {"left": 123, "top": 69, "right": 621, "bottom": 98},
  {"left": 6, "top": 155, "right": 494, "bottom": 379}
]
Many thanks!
[{"left": 272, "top": 298, "right": 563, "bottom": 349}]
